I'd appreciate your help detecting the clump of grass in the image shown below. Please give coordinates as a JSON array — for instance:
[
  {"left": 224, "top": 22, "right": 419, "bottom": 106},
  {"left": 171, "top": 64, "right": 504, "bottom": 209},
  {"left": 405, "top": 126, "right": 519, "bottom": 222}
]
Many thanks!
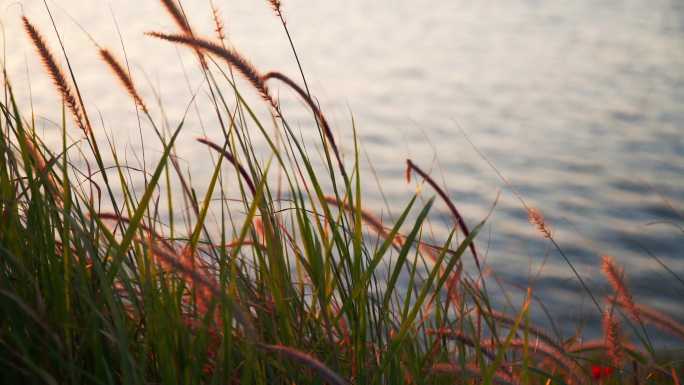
[{"left": 1, "top": 2, "right": 682, "bottom": 385}]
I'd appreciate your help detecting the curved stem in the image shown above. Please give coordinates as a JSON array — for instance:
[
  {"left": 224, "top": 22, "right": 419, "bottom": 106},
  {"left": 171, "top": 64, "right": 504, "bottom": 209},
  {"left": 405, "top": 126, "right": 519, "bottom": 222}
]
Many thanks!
[{"left": 406, "top": 159, "right": 480, "bottom": 271}]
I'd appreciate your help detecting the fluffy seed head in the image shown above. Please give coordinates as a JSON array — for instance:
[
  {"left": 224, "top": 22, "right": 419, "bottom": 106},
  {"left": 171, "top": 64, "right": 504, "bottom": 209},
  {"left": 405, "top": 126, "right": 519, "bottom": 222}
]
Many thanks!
[
  {"left": 148, "top": 32, "right": 271, "bottom": 102},
  {"left": 158, "top": 0, "right": 207, "bottom": 68},
  {"left": 99, "top": 48, "right": 148, "bottom": 113},
  {"left": 159, "top": 0, "right": 193, "bottom": 35},
  {"left": 528, "top": 207, "right": 551, "bottom": 239},
  {"left": 601, "top": 255, "right": 639, "bottom": 323},
  {"left": 602, "top": 309, "right": 624, "bottom": 367},
  {"left": 22, "top": 16, "right": 87, "bottom": 134},
  {"left": 211, "top": 4, "right": 226, "bottom": 41},
  {"left": 268, "top": 0, "right": 283, "bottom": 17}
]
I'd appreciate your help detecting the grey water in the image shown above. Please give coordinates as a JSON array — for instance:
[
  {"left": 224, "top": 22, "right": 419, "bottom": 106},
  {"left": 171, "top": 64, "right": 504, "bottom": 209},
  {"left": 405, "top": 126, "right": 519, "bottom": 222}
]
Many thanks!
[{"left": 4, "top": 0, "right": 684, "bottom": 343}]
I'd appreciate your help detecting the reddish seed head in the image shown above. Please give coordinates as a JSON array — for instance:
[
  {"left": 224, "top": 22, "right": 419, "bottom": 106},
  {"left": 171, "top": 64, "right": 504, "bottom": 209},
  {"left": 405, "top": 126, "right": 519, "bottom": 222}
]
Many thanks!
[{"left": 269, "top": 0, "right": 282, "bottom": 14}]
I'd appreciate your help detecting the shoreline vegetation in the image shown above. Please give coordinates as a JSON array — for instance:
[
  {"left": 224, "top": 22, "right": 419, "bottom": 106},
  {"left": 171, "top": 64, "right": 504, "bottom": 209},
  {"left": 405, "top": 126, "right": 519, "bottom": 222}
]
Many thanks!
[{"left": 1, "top": 1, "right": 682, "bottom": 384}]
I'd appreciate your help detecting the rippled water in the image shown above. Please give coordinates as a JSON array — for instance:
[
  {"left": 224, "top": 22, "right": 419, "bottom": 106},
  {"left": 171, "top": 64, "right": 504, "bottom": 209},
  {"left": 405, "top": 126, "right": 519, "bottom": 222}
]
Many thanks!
[{"left": 4, "top": 0, "right": 684, "bottom": 341}]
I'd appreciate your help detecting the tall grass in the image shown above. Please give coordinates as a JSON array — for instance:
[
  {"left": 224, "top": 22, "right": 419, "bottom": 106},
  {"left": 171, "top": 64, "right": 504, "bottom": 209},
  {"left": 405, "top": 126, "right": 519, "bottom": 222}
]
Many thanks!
[{"left": 0, "top": 2, "right": 682, "bottom": 384}]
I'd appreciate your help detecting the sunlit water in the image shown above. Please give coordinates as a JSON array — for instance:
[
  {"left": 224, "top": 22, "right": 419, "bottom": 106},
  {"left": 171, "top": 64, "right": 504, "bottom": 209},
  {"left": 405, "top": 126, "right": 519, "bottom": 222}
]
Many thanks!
[{"left": 4, "top": 0, "right": 684, "bottom": 342}]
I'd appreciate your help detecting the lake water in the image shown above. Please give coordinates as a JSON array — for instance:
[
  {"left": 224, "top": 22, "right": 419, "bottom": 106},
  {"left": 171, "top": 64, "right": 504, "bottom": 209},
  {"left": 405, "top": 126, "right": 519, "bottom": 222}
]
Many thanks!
[{"left": 4, "top": 0, "right": 684, "bottom": 341}]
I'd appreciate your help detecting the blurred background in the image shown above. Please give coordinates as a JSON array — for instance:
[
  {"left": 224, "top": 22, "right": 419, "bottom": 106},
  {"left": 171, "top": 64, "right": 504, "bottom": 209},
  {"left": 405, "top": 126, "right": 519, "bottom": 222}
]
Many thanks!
[{"left": 3, "top": 0, "right": 683, "bottom": 342}]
